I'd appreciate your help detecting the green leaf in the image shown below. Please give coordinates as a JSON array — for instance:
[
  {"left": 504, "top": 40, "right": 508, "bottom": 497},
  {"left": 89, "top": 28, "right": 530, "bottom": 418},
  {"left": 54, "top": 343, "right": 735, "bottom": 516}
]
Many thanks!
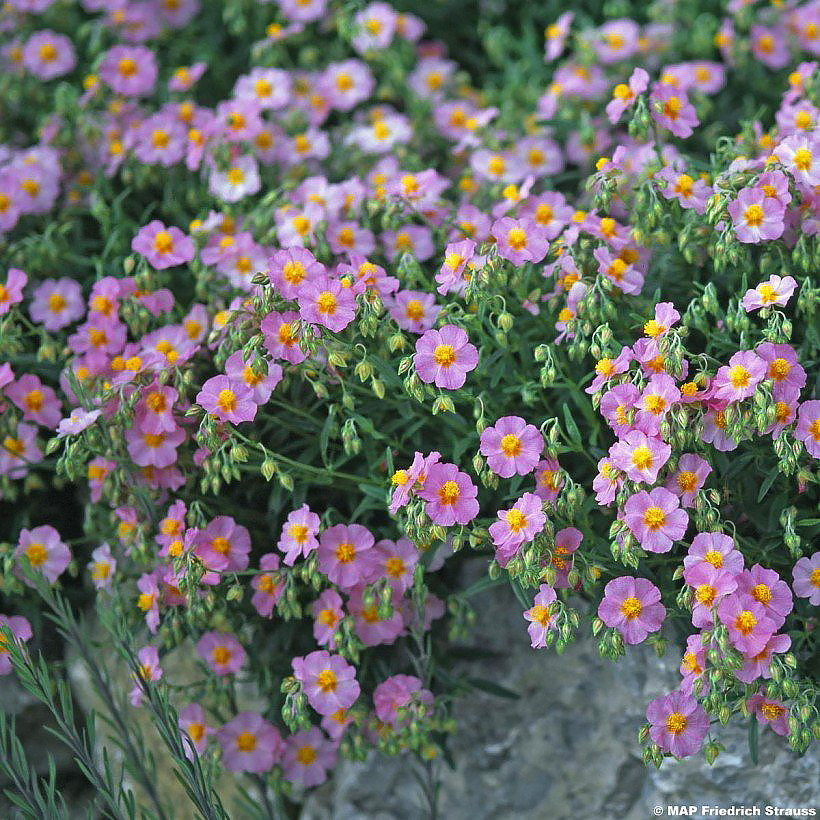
[
  {"left": 465, "top": 677, "right": 519, "bottom": 700},
  {"left": 562, "top": 403, "right": 582, "bottom": 448},
  {"left": 748, "top": 716, "right": 759, "bottom": 765},
  {"left": 756, "top": 468, "right": 780, "bottom": 503}
]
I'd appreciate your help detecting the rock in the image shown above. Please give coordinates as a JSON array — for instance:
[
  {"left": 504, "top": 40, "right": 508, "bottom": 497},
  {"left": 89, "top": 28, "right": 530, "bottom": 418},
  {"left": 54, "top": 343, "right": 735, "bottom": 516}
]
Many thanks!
[{"left": 304, "top": 581, "right": 820, "bottom": 820}]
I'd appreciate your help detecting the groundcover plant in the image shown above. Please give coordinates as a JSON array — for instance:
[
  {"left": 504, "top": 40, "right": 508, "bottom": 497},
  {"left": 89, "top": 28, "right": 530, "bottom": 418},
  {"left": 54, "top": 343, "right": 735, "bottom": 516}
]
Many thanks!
[{"left": 0, "top": 0, "right": 819, "bottom": 815}]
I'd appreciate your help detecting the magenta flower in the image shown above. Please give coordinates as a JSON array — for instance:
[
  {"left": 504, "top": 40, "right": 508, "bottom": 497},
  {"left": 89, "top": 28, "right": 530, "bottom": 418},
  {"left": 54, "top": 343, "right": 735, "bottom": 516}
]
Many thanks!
[
  {"left": 282, "top": 728, "right": 336, "bottom": 787},
  {"left": 492, "top": 217, "right": 549, "bottom": 266},
  {"left": 0, "top": 267, "right": 26, "bottom": 315},
  {"left": 131, "top": 221, "right": 195, "bottom": 269},
  {"left": 317, "top": 523, "right": 374, "bottom": 589},
  {"left": 417, "top": 462, "right": 479, "bottom": 527},
  {"left": 598, "top": 576, "right": 666, "bottom": 645},
  {"left": 292, "top": 650, "right": 360, "bottom": 716},
  {"left": 413, "top": 324, "right": 478, "bottom": 389},
  {"left": 795, "top": 400, "right": 820, "bottom": 458},
  {"left": 277, "top": 504, "right": 320, "bottom": 566},
  {"left": 649, "top": 84, "right": 699, "bottom": 138},
  {"left": 684, "top": 532, "right": 744, "bottom": 576},
  {"left": 479, "top": 415, "right": 542, "bottom": 478},
  {"left": 178, "top": 703, "right": 214, "bottom": 760},
  {"left": 623, "top": 487, "right": 688, "bottom": 553},
  {"left": 736, "top": 565, "right": 793, "bottom": 628},
  {"left": 585, "top": 346, "right": 632, "bottom": 394},
  {"left": 196, "top": 374, "right": 257, "bottom": 424},
  {"left": 389, "top": 450, "right": 440, "bottom": 514},
  {"left": 194, "top": 516, "right": 251, "bottom": 575},
  {"left": 735, "top": 633, "right": 791, "bottom": 685},
  {"left": 0, "top": 615, "right": 32, "bottom": 675},
  {"left": 488, "top": 492, "right": 546, "bottom": 567},
  {"left": 125, "top": 425, "right": 185, "bottom": 469},
  {"left": 99, "top": 45, "right": 157, "bottom": 96},
  {"left": 197, "top": 631, "right": 246, "bottom": 677},
  {"left": 373, "top": 674, "right": 434, "bottom": 730},
  {"left": 549, "top": 527, "right": 582, "bottom": 588},
  {"left": 523, "top": 583, "right": 557, "bottom": 648},
  {"left": 600, "top": 383, "right": 640, "bottom": 436},
  {"left": 16, "top": 525, "right": 70, "bottom": 584},
  {"left": 22, "top": 30, "right": 76, "bottom": 80},
  {"left": 312, "top": 589, "right": 344, "bottom": 649},
  {"left": 646, "top": 691, "right": 709, "bottom": 758},
  {"left": 298, "top": 276, "right": 356, "bottom": 333},
  {"left": 609, "top": 429, "right": 671, "bottom": 484},
  {"left": 747, "top": 693, "right": 789, "bottom": 736},
  {"left": 656, "top": 167, "right": 711, "bottom": 213},
  {"left": 792, "top": 551, "right": 820, "bottom": 605},
  {"left": 7, "top": 373, "right": 62, "bottom": 428},
  {"left": 137, "top": 573, "right": 160, "bottom": 634},
  {"left": 593, "top": 246, "right": 644, "bottom": 295},
  {"left": 774, "top": 133, "right": 820, "bottom": 186},
  {"left": 388, "top": 290, "right": 440, "bottom": 334},
  {"left": 727, "top": 187, "right": 785, "bottom": 243},
  {"left": 217, "top": 712, "right": 283, "bottom": 773},
  {"left": 261, "top": 310, "right": 307, "bottom": 364},
  {"left": 717, "top": 595, "right": 778, "bottom": 656},
  {"left": 664, "top": 454, "right": 712, "bottom": 507},
  {"left": 605, "top": 67, "right": 648, "bottom": 124},
  {"left": 683, "top": 563, "right": 738, "bottom": 628},
  {"left": 741, "top": 274, "right": 797, "bottom": 312},
  {"left": 712, "top": 351, "right": 766, "bottom": 403},
  {"left": 129, "top": 646, "right": 162, "bottom": 708}
]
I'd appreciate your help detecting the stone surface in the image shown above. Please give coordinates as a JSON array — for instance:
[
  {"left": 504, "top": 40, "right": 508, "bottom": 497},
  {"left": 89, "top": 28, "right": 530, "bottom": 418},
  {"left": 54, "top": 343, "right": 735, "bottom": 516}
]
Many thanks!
[{"left": 304, "top": 581, "right": 820, "bottom": 820}]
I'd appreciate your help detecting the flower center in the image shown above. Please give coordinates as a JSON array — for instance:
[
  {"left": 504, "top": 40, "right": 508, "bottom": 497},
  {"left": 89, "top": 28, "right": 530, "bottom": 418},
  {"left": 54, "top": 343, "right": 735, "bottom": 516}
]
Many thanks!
[
  {"left": 217, "top": 388, "right": 236, "bottom": 413},
  {"left": 335, "top": 543, "right": 355, "bottom": 563},
  {"left": 728, "top": 365, "right": 750, "bottom": 388},
  {"left": 619, "top": 596, "right": 642, "bottom": 619},
  {"left": 433, "top": 344, "right": 456, "bottom": 367},
  {"left": 438, "top": 480, "right": 460, "bottom": 505},
  {"left": 316, "top": 291, "right": 337, "bottom": 315},
  {"left": 768, "top": 358, "right": 791, "bottom": 381},
  {"left": 631, "top": 446, "right": 653, "bottom": 470},
  {"left": 752, "top": 583, "right": 771, "bottom": 604},
  {"left": 187, "top": 723, "right": 204, "bottom": 743},
  {"left": 665, "top": 712, "right": 687, "bottom": 734},
  {"left": 296, "top": 745, "right": 317, "bottom": 764},
  {"left": 743, "top": 205, "right": 764, "bottom": 227},
  {"left": 212, "top": 647, "right": 231, "bottom": 665},
  {"left": 760, "top": 702, "right": 784, "bottom": 722},
  {"left": 289, "top": 525, "right": 308, "bottom": 544},
  {"left": 810, "top": 569, "right": 820, "bottom": 588},
  {"left": 211, "top": 537, "right": 231, "bottom": 555},
  {"left": 676, "top": 471, "right": 697, "bottom": 493},
  {"left": 596, "top": 358, "right": 614, "bottom": 376},
  {"left": 505, "top": 509, "right": 527, "bottom": 533},
  {"left": 644, "top": 395, "right": 666, "bottom": 415},
  {"left": 695, "top": 584, "right": 716, "bottom": 606},
  {"left": 236, "top": 732, "right": 256, "bottom": 752},
  {"left": 663, "top": 96, "right": 682, "bottom": 119},
  {"left": 734, "top": 611, "right": 757, "bottom": 635},
  {"left": 643, "top": 506, "right": 666, "bottom": 531},
  {"left": 25, "top": 543, "right": 47, "bottom": 567},
  {"left": 405, "top": 299, "right": 424, "bottom": 320},
  {"left": 793, "top": 148, "right": 812, "bottom": 171},
  {"left": 117, "top": 57, "right": 137, "bottom": 77},
  {"left": 500, "top": 433, "right": 522, "bottom": 457},
  {"left": 316, "top": 668, "right": 337, "bottom": 693},
  {"left": 530, "top": 605, "right": 552, "bottom": 627},
  {"left": 385, "top": 556, "right": 405, "bottom": 578},
  {"left": 507, "top": 227, "right": 527, "bottom": 250}
]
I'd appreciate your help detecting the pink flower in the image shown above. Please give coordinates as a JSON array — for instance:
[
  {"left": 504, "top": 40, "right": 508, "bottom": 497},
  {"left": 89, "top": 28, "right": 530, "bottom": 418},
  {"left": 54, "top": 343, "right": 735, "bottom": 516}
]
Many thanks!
[
  {"left": 755, "top": 343, "right": 806, "bottom": 403},
  {"left": 251, "top": 553, "right": 284, "bottom": 618},
  {"left": 774, "top": 134, "right": 820, "bottom": 186},
  {"left": 717, "top": 595, "right": 778, "bottom": 656},
  {"left": 22, "top": 30, "right": 76, "bottom": 80},
  {"left": 417, "top": 462, "right": 479, "bottom": 527},
  {"left": 0, "top": 268, "right": 26, "bottom": 315},
  {"left": 389, "top": 450, "right": 440, "bottom": 514},
  {"left": 492, "top": 217, "right": 549, "bottom": 266},
  {"left": 194, "top": 516, "right": 251, "bottom": 574},
  {"left": 371, "top": 537, "right": 418, "bottom": 594},
  {"left": 261, "top": 311, "right": 306, "bottom": 364},
  {"left": 605, "top": 67, "right": 648, "bottom": 124},
  {"left": 125, "top": 425, "right": 185, "bottom": 468},
  {"left": 609, "top": 430, "right": 671, "bottom": 484},
  {"left": 16, "top": 525, "right": 70, "bottom": 584},
  {"left": 649, "top": 84, "right": 699, "bottom": 138},
  {"left": 0, "top": 615, "right": 32, "bottom": 675},
  {"left": 736, "top": 565, "right": 793, "bottom": 628},
  {"left": 488, "top": 492, "right": 546, "bottom": 567},
  {"left": 598, "top": 576, "right": 666, "bottom": 644},
  {"left": 747, "top": 693, "right": 789, "bottom": 736},
  {"left": 196, "top": 374, "right": 257, "bottom": 424},
  {"left": 684, "top": 532, "right": 744, "bottom": 576},
  {"left": 792, "top": 551, "right": 820, "bottom": 605},
  {"left": 635, "top": 374, "right": 681, "bottom": 434},
  {"left": 712, "top": 351, "right": 766, "bottom": 403},
  {"left": 277, "top": 504, "right": 320, "bottom": 565},
  {"left": 130, "top": 646, "right": 162, "bottom": 707},
  {"left": 727, "top": 188, "right": 785, "bottom": 243},
  {"left": 312, "top": 589, "right": 344, "bottom": 648},
  {"left": 646, "top": 691, "right": 709, "bottom": 758},
  {"left": 593, "top": 245, "right": 644, "bottom": 295},
  {"left": 217, "top": 712, "right": 283, "bottom": 773},
  {"left": 373, "top": 674, "right": 433, "bottom": 729},
  {"left": 131, "top": 221, "right": 195, "bottom": 269},
  {"left": 57, "top": 408, "right": 101, "bottom": 438},
  {"left": 348, "top": 587, "right": 404, "bottom": 647},
  {"left": 7, "top": 373, "right": 62, "bottom": 428},
  {"left": 600, "top": 384, "right": 640, "bottom": 436},
  {"left": 664, "top": 454, "right": 712, "bottom": 507},
  {"left": 29, "top": 277, "right": 84, "bottom": 331},
  {"left": 533, "top": 457, "right": 563, "bottom": 502},
  {"left": 656, "top": 168, "right": 711, "bottom": 213},
  {"left": 281, "top": 728, "right": 336, "bottom": 787},
  {"left": 88, "top": 544, "right": 116, "bottom": 590},
  {"left": 479, "top": 416, "right": 542, "bottom": 478},
  {"left": 735, "top": 633, "right": 791, "bottom": 684},
  {"left": 292, "top": 650, "right": 360, "bottom": 716},
  {"left": 683, "top": 563, "right": 738, "bottom": 628},
  {"left": 413, "top": 325, "right": 478, "bottom": 389},
  {"left": 197, "top": 631, "right": 246, "bottom": 676},
  {"left": 298, "top": 276, "right": 356, "bottom": 333},
  {"left": 524, "top": 584, "right": 557, "bottom": 648},
  {"left": 549, "top": 527, "right": 582, "bottom": 588},
  {"left": 585, "top": 347, "right": 632, "bottom": 394},
  {"left": 795, "top": 400, "right": 820, "bottom": 458},
  {"left": 137, "top": 573, "right": 160, "bottom": 634},
  {"left": 388, "top": 290, "right": 440, "bottom": 334},
  {"left": 623, "top": 488, "right": 688, "bottom": 553},
  {"left": 100, "top": 45, "right": 157, "bottom": 96},
  {"left": 178, "top": 703, "right": 214, "bottom": 759},
  {"left": 317, "top": 524, "right": 374, "bottom": 589}
]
